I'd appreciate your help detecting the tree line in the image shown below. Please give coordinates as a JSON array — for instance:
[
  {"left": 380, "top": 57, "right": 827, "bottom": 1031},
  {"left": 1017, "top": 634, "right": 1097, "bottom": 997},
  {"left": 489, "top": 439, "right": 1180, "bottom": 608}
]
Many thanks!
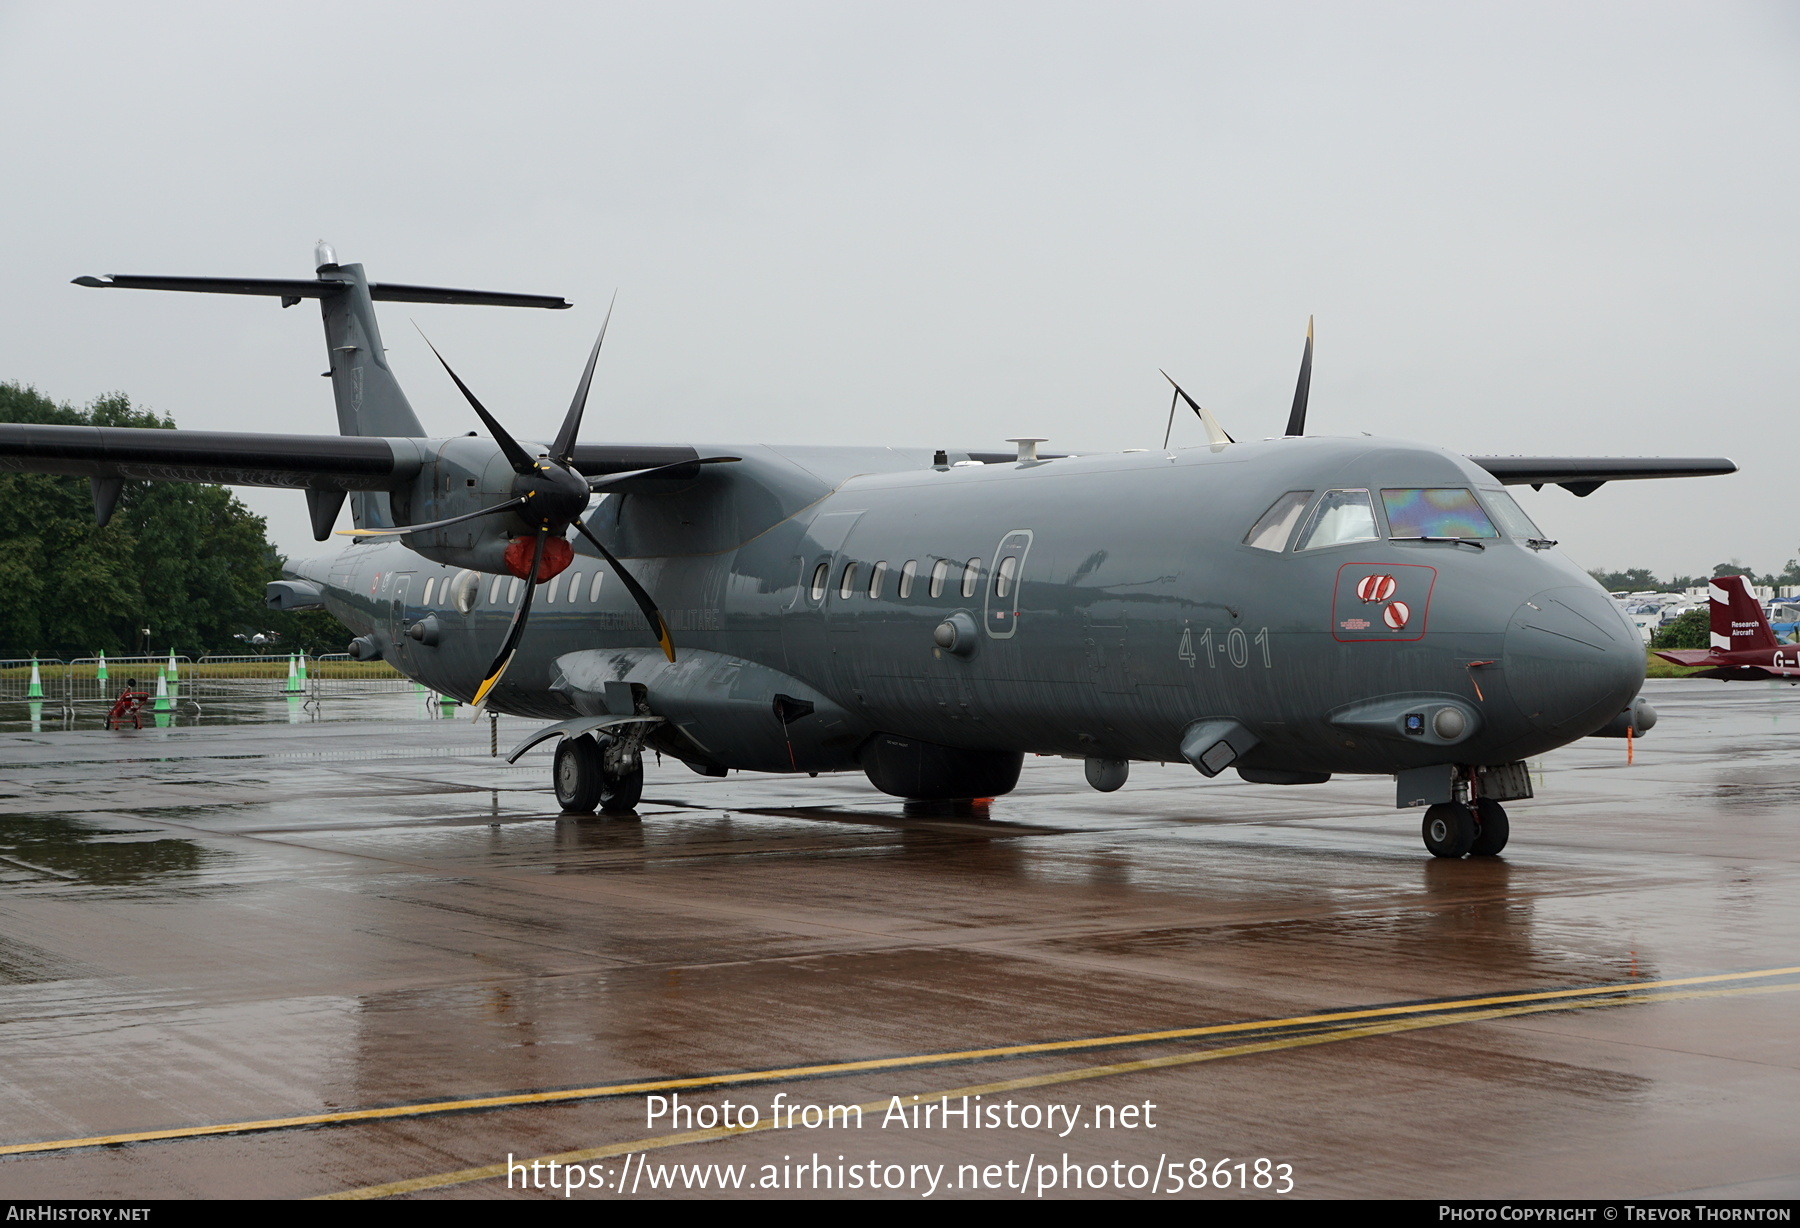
[
  {"left": 0, "top": 382, "right": 346, "bottom": 660},
  {"left": 1588, "top": 561, "right": 1800, "bottom": 593}
]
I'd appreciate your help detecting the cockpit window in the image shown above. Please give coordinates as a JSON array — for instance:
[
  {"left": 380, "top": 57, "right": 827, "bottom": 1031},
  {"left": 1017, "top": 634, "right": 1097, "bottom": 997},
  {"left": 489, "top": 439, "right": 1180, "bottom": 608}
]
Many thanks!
[
  {"left": 1479, "top": 488, "right": 1547, "bottom": 541},
  {"left": 1243, "top": 491, "right": 1313, "bottom": 552},
  {"left": 1381, "top": 489, "right": 1498, "bottom": 539},
  {"left": 1296, "top": 489, "right": 1379, "bottom": 550}
]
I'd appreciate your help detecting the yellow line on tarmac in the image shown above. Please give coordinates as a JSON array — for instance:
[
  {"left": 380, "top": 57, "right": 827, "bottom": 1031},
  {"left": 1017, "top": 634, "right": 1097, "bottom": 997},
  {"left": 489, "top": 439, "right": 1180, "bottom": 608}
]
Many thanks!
[
  {"left": 319, "top": 980, "right": 1800, "bottom": 1200},
  {"left": 4, "top": 964, "right": 1796, "bottom": 1159}
]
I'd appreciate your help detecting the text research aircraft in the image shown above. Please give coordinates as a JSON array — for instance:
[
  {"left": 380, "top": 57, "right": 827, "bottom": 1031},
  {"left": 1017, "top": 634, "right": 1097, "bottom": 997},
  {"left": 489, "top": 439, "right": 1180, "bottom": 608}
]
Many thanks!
[
  {"left": 0, "top": 245, "right": 1735, "bottom": 859},
  {"left": 1653, "top": 575, "right": 1800, "bottom": 680}
]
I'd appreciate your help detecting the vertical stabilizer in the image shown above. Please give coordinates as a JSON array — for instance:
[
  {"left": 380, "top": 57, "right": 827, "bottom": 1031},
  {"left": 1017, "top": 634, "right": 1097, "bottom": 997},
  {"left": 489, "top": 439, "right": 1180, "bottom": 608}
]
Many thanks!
[
  {"left": 314, "top": 257, "right": 426, "bottom": 440},
  {"left": 1710, "top": 575, "right": 1775, "bottom": 653}
]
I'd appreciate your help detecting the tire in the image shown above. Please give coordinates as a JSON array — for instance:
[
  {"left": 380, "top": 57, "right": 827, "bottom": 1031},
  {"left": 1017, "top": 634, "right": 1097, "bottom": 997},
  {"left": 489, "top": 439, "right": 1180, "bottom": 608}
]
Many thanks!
[
  {"left": 598, "top": 765, "right": 643, "bottom": 813},
  {"left": 1469, "top": 798, "right": 1510, "bottom": 856},
  {"left": 595, "top": 733, "right": 644, "bottom": 814},
  {"left": 1422, "top": 802, "right": 1476, "bottom": 858},
  {"left": 554, "top": 735, "right": 604, "bottom": 814}
]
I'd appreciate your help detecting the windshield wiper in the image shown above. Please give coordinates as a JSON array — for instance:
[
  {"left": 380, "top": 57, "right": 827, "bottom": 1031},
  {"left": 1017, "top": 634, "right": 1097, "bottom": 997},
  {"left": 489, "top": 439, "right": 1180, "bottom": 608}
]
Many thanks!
[{"left": 1394, "top": 536, "right": 1486, "bottom": 551}]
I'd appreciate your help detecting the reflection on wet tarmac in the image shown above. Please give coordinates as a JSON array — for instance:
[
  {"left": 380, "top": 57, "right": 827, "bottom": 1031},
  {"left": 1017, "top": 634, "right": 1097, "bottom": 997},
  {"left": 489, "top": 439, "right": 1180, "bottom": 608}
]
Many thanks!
[{"left": 0, "top": 679, "right": 1794, "bottom": 1199}]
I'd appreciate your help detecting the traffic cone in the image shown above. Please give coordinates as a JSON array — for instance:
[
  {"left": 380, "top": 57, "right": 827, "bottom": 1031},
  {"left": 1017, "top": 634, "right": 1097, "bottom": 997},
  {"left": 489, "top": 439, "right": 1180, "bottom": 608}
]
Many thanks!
[
  {"left": 153, "top": 670, "right": 171, "bottom": 711},
  {"left": 166, "top": 650, "right": 178, "bottom": 681},
  {"left": 27, "top": 657, "right": 43, "bottom": 698},
  {"left": 284, "top": 654, "right": 301, "bottom": 693},
  {"left": 96, "top": 652, "right": 108, "bottom": 683},
  {"left": 296, "top": 654, "right": 308, "bottom": 684}
]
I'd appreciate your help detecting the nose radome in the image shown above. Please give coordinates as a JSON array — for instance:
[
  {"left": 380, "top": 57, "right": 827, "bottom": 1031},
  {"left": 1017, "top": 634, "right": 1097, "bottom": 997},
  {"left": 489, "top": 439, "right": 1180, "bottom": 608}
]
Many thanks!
[{"left": 1503, "top": 586, "right": 1645, "bottom": 739}]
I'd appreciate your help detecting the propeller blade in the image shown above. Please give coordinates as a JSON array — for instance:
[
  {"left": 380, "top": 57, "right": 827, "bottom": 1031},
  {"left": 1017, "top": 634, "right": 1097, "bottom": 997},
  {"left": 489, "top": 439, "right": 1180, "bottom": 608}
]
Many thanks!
[
  {"left": 552, "top": 292, "right": 617, "bottom": 465},
  {"left": 1162, "top": 388, "right": 1179, "bottom": 450},
  {"left": 585, "top": 455, "right": 741, "bottom": 491},
  {"left": 470, "top": 530, "right": 546, "bottom": 714},
  {"left": 1284, "top": 316, "right": 1313, "bottom": 437},
  {"left": 416, "top": 328, "right": 538, "bottom": 475},
  {"left": 572, "top": 518, "right": 676, "bottom": 662},
  {"left": 332, "top": 496, "right": 526, "bottom": 537},
  {"left": 1158, "top": 370, "right": 1235, "bottom": 446}
]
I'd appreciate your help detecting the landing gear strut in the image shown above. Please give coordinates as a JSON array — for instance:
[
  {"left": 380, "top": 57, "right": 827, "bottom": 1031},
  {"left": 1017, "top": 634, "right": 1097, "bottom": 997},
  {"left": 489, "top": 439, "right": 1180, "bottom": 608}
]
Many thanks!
[{"left": 554, "top": 731, "right": 645, "bottom": 814}]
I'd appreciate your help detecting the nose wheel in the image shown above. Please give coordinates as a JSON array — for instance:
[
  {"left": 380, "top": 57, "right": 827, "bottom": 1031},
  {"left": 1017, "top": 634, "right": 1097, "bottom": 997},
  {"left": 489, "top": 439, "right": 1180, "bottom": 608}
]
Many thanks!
[{"left": 1422, "top": 799, "right": 1509, "bottom": 858}]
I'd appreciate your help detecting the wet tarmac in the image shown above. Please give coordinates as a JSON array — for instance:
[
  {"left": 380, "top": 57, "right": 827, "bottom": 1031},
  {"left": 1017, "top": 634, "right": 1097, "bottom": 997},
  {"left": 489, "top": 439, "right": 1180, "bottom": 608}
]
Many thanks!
[{"left": 0, "top": 677, "right": 1795, "bottom": 1200}]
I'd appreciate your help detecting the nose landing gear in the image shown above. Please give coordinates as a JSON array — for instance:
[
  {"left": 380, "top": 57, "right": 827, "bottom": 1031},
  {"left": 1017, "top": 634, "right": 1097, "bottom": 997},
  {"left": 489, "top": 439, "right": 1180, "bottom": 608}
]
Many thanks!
[{"left": 1422, "top": 798, "right": 1510, "bottom": 858}]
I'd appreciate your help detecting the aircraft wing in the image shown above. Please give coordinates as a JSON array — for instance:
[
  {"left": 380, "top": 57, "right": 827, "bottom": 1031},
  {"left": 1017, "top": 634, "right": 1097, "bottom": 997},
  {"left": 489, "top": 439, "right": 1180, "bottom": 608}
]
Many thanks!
[
  {"left": 0, "top": 423, "right": 710, "bottom": 490},
  {"left": 1651, "top": 649, "right": 1716, "bottom": 667},
  {"left": 0, "top": 423, "right": 406, "bottom": 490},
  {"left": 1468, "top": 456, "right": 1736, "bottom": 497}
]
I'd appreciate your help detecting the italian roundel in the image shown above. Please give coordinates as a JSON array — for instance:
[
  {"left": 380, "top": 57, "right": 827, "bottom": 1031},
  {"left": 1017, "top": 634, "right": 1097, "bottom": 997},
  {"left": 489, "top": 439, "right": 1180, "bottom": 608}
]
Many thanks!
[{"left": 1332, "top": 563, "right": 1436, "bottom": 642}]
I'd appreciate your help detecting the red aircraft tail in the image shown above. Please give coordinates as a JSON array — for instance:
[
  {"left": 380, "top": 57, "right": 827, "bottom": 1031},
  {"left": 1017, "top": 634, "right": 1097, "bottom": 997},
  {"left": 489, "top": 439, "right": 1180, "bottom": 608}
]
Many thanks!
[{"left": 1711, "top": 574, "right": 1776, "bottom": 653}]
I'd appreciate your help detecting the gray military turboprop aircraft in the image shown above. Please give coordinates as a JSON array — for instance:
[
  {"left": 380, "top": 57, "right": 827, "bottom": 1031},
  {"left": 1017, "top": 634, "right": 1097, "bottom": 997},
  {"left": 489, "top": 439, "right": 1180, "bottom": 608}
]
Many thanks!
[{"left": 2, "top": 245, "right": 1734, "bottom": 858}]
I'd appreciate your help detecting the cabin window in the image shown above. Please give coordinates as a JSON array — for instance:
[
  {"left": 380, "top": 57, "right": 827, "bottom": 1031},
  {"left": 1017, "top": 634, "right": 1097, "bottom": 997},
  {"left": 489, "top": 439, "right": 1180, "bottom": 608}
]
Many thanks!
[
  {"left": 508, "top": 578, "right": 521, "bottom": 603},
  {"left": 810, "top": 561, "right": 830, "bottom": 602},
  {"left": 1244, "top": 491, "right": 1314, "bottom": 552},
  {"left": 994, "top": 555, "right": 1018, "bottom": 599},
  {"left": 868, "top": 561, "right": 887, "bottom": 599},
  {"left": 1381, "top": 489, "right": 1498, "bottom": 540},
  {"left": 839, "top": 562, "right": 858, "bottom": 600},
  {"left": 546, "top": 574, "right": 562, "bottom": 603},
  {"left": 566, "top": 572, "right": 582, "bottom": 602},
  {"left": 1296, "top": 489, "right": 1379, "bottom": 550},
  {"left": 961, "top": 558, "right": 981, "bottom": 598},
  {"left": 490, "top": 575, "right": 505, "bottom": 603},
  {"left": 929, "top": 559, "right": 949, "bottom": 598},
  {"left": 899, "top": 560, "right": 918, "bottom": 598},
  {"left": 1478, "top": 489, "right": 1546, "bottom": 541},
  {"left": 421, "top": 578, "right": 435, "bottom": 605},
  {"left": 590, "top": 572, "right": 605, "bottom": 602}
]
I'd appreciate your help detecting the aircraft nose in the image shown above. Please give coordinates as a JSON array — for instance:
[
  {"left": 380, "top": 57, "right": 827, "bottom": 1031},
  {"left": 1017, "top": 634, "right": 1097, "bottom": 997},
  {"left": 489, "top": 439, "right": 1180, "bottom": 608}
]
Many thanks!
[{"left": 1502, "top": 586, "right": 1645, "bottom": 740}]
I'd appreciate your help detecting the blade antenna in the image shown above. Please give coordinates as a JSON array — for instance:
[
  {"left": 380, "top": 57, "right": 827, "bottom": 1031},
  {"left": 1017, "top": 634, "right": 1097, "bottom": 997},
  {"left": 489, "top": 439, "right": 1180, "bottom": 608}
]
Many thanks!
[
  {"left": 471, "top": 530, "right": 547, "bottom": 714},
  {"left": 1159, "top": 370, "right": 1234, "bottom": 445},
  {"left": 552, "top": 291, "right": 616, "bottom": 465},
  {"left": 1284, "top": 315, "right": 1313, "bottom": 437},
  {"left": 573, "top": 518, "right": 676, "bottom": 662},
  {"left": 415, "top": 325, "right": 537, "bottom": 475}
]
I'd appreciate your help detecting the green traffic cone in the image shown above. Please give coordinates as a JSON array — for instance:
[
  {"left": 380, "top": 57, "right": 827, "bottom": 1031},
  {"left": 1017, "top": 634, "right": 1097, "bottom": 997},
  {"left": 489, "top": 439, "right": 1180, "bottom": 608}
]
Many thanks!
[
  {"left": 96, "top": 651, "right": 108, "bottom": 683},
  {"left": 284, "top": 654, "right": 301, "bottom": 693},
  {"left": 27, "top": 657, "right": 43, "bottom": 699},
  {"left": 153, "top": 670, "right": 171, "bottom": 711}
]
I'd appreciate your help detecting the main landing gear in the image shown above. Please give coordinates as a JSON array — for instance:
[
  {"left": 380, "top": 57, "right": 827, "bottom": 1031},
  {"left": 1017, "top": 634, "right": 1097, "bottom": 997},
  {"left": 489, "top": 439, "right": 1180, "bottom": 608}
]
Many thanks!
[
  {"left": 1421, "top": 797, "right": 1509, "bottom": 858},
  {"left": 554, "top": 732, "right": 644, "bottom": 815}
]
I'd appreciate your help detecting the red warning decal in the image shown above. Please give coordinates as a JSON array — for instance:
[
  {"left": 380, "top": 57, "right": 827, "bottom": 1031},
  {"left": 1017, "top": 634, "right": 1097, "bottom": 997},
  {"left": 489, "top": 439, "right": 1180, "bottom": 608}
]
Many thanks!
[{"left": 1333, "top": 563, "right": 1435, "bottom": 642}]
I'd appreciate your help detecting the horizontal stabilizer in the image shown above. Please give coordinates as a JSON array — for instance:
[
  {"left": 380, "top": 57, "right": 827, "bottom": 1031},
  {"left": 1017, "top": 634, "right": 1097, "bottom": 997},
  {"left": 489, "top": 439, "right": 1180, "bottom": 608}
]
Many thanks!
[
  {"left": 1469, "top": 455, "right": 1736, "bottom": 496},
  {"left": 74, "top": 274, "right": 571, "bottom": 311}
]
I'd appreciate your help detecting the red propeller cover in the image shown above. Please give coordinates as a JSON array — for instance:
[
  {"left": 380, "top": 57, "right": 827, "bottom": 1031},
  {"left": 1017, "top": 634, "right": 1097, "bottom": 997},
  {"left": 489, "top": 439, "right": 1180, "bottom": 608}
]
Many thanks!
[{"left": 503, "top": 535, "right": 574, "bottom": 581}]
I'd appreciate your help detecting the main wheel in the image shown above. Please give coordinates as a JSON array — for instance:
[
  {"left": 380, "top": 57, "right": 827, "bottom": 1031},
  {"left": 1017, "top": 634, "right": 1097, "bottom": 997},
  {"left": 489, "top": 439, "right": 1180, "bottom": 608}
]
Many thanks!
[
  {"left": 1422, "top": 803, "right": 1477, "bottom": 858},
  {"left": 554, "top": 735, "right": 604, "bottom": 813},
  {"left": 1468, "top": 798, "right": 1510, "bottom": 856},
  {"left": 595, "top": 733, "right": 644, "bottom": 814}
]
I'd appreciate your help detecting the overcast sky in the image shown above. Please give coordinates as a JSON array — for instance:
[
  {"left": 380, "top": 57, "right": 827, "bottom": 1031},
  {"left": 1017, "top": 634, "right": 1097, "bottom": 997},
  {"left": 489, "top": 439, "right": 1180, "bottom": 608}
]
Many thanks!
[{"left": 2, "top": 1, "right": 1796, "bottom": 579}]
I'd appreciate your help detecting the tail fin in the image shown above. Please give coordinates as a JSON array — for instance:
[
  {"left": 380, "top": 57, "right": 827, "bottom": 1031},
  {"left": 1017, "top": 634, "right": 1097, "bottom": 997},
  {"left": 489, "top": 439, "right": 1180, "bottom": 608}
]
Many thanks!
[
  {"left": 73, "top": 242, "right": 571, "bottom": 527},
  {"left": 1711, "top": 574, "right": 1776, "bottom": 652}
]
